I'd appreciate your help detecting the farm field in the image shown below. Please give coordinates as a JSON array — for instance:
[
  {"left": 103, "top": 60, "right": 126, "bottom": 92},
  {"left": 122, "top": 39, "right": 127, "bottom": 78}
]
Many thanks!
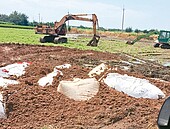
[
  {"left": 0, "top": 27, "right": 170, "bottom": 129},
  {"left": 1, "top": 27, "right": 170, "bottom": 65}
]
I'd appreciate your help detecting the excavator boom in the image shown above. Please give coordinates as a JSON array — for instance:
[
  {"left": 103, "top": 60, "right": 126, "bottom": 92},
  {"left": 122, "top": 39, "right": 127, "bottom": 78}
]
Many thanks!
[{"left": 126, "top": 31, "right": 156, "bottom": 45}]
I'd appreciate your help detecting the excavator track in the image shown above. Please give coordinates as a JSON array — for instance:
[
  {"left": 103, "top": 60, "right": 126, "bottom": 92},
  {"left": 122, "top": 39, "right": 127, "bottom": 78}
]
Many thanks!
[
  {"left": 160, "top": 44, "right": 170, "bottom": 49},
  {"left": 40, "top": 36, "right": 55, "bottom": 43}
]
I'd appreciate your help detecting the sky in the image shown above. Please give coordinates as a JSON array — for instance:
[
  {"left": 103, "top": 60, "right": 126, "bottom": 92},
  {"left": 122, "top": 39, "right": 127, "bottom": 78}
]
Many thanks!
[{"left": 0, "top": 0, "right": 170, "bottom": 30}]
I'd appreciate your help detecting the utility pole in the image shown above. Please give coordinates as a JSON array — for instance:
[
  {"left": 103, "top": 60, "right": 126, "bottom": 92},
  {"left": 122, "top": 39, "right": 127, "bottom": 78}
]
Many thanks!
[
  {"left": 121, "top": 6, "right": 125, "bottom": 32},
  {"left": 68, "top": 11, "right": 70, "bottom": 31},
  {"left": 33, "top": 17, "right": 34, "bottom": 27},
  {"left": 38, "top": 13, "right": 40, "bottom": 23}
]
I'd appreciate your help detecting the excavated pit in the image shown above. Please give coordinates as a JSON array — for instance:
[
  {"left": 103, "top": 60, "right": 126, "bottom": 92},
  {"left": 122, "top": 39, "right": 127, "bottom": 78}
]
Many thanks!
[{"left": 0, "top": 44, "right": 170, "bottom": 129}]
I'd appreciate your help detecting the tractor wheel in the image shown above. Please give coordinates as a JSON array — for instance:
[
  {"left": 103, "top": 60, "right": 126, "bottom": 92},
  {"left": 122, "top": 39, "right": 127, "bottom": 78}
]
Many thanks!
[{"left": 153, "top": 43, "right": 160, "bottom": 48}]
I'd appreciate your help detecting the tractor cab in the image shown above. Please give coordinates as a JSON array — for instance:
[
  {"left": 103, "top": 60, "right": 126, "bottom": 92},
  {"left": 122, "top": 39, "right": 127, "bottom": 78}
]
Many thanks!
[
  {"left": 158, "top": 30, "right": 170, "bottom": 44},
  {"left": 154, "top": 30, "right": 170, "bottom": 49}
]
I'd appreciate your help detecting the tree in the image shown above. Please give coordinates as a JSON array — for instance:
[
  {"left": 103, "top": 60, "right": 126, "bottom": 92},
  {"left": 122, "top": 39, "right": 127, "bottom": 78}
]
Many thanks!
[
  {"left": 134, "top": 29, "right": 140, "bottom": 33},
  {"left": 0, "top": 14, "right": 9, "bottom": 22},
  {"left": 9, "top": 11, "right": 29, "bottom": 26},
  {"left": 148, "top": 29, "right": 159, "bottom": 34},
  {"left": 98, "top": 27, "right": 106, "bottom": 31},
  {"left": 143, "top": 29, "right": 148, "bottom": 33},
  {"left": 68, "top": 26, "right": 71, "bottom": 31},
  {"left": 79, "top": 25, "right": 85, "bottom": 29},
  {"left": 125, "top": 27, "right": 133, "bottom": 33},
  {"left": 28, "top": 21, "right": 39, "bottom": 27}
]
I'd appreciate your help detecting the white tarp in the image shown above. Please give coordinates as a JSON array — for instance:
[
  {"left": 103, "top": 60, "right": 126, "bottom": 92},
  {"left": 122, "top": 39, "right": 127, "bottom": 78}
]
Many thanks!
[
  {"left": 88, "top": 63, "right": 108, "bottom": 77},
  {"left": 0, "top": 62, "right": 30, "bottom": 77},
  {"left": 0, "top": 77, "right": 19, "bottom": 88},
  {"left": 38, "top": 69, "right": 63, "bottom": 86},
  {"left": 38, "top": 64, "right": 71, "bottom": 87},
  {"left": 55, "top": 64, "right": 71, "bottom": 69},
  {"left": 104, "top": 73, "right": 165, "bottom": 99},
  {"left": 0, "top": 93, "right": 6, "bottom": 118},
  {"left": 57, "top": 78, "right": 99, "bottom": 101},
  {"left": 0, "top": 62, "right": 30, "bottom": 88}
]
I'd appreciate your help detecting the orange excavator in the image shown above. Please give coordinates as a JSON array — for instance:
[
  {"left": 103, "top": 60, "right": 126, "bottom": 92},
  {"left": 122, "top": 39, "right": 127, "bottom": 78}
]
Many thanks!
[{"left": 35, "top": 14, "right": 100, "bottom": 46}]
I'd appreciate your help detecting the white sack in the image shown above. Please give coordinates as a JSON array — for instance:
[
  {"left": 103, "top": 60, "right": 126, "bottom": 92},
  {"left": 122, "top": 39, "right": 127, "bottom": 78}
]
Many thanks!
[
  {"left": 0, "top": 93, "right": 6, "bottom": 118},
  {"left": 38, "top": 69, "right": 62, "bottom": 87},
  {"left": 88, "top": 63, "right": 108, "bottom": 77},
  {"left": 57, "top": 78, "right": 99, "bottom": 101},
  {"left": 0, "top": 62, "right": 30, "bottom": 77},
  {"left": 55, "top": 64, "right": 71, "bottom": 69},
  {"left": 0, "top": 77, "right": 19, "bottom": 88},
  {"left": 38, "top": 64, "right": 71, "bottom": 87},
  {"left": 104, "top": 73, "right": 165, "bottom": 99}
]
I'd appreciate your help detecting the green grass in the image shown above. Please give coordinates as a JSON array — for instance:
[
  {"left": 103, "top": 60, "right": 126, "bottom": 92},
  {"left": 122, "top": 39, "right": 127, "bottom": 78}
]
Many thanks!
[
  {"left": 0, "top": 24, "right": 34, "bottom": 29},
  {"left": 0, "top": 27, "right": 169, "bottom": 64},
  {"left": 0, "top": 27, "right": 42, "bottom": 44}
]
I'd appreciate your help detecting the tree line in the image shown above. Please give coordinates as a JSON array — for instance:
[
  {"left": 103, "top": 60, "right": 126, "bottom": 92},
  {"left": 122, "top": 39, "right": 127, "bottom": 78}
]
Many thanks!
[
  {"left": 0, "top": 11, "right": 159, "bottom": 34},
  {"left": 0, "top": 11, "right": 29, "bottom": 26},
  {"left": 124, "top": 27, "right": 159, "bottom": 34}
]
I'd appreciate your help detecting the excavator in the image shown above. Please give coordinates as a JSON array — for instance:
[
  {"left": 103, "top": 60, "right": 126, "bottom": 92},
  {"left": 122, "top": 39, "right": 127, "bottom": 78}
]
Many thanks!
[
  {"left": 35, "top": 14, "right": 100, "bottom": 46},
  {"left": 126, "top": 30, "right": 170, "bottom": 49}
]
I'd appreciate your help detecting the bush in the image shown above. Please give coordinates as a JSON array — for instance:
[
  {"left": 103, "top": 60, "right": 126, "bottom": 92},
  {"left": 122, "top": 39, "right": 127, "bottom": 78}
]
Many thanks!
[
  {"left": 134, "top": 29, "right": 140, "bottom": 33},
  {"left": 125, "top": 27, "right": 133, "bottom": 33}
]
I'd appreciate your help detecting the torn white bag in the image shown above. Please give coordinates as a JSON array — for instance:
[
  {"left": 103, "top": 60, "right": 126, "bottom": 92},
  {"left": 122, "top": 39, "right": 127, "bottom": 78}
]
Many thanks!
[
  {"left": 104, "top": 73, "right": 165, "bottom": 99},
  {"left": 57, "top": 78, "right": 99, "bottom": 101},
  {"left": 0, "top": 93, "right": 6, "bottom": 118}
]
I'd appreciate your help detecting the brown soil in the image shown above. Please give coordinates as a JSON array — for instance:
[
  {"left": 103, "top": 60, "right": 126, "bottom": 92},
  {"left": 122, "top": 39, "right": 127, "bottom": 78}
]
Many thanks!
[{"left": 0, "top": 43, "right": 170, "bottom": 129}]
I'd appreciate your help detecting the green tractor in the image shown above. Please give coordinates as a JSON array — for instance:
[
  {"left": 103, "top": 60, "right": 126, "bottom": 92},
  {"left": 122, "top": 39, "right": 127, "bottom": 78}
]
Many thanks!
[
  {"left": 154, "top": 30, "right": 170, "bottom": 49},
  {"left": 126, "top": 30, "right": 170, "bottom": 49}
]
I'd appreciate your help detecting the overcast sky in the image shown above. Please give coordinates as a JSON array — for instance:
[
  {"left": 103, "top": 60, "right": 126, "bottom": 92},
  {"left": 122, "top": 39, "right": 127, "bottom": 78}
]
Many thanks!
[{"left": 0, "top": 0, "right": 170, "bottom": 30}]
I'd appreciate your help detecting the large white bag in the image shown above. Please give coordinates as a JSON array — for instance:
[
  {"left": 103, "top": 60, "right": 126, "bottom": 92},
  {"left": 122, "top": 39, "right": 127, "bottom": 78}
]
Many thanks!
[
  {"left": 0, "top": 62, "right": 30, "bottom": 78},
  {"left": 38, "top": 64, "right": 71, "bottom": 87},
  {"left": 104, "top": 73, "right": 165, "bottom": 99},
  {"left": 88, "top": 63, "right": 108, "bottom": 77},
  {"left": 0, "top": 93, "right": 6, "bottom": 118},
  {"left": 0, "top": 77, "right": 19, "bottom": 88},
  {"left": 57, "top": 78, "right": 99, "bottom": 101}
]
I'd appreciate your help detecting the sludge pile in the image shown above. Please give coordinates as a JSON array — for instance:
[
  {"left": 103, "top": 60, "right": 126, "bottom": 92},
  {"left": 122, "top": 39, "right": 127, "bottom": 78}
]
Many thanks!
[{"left": 0, "top": 62, "right": 165, "bottom": 119}]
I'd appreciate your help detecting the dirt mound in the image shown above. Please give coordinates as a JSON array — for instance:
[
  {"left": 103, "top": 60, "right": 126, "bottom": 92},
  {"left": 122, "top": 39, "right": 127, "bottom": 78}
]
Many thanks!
[{"left": 0, "top": 44, "right": 170, "bottom": 129}]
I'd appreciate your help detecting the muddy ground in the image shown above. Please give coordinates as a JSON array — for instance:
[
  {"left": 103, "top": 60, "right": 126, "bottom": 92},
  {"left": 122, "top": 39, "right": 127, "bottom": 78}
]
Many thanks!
[{"left": 0, "top": 43, "right": 170, "bottom": 129}]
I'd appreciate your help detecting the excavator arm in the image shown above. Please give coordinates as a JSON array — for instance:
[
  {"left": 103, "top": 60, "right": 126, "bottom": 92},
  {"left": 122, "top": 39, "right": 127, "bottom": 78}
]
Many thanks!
[
  {"left": 54, "top": 14, "right": 100, "bottom": 46},
  {"left": 126, "top": 31, "right": 156, "bottom": 45}
]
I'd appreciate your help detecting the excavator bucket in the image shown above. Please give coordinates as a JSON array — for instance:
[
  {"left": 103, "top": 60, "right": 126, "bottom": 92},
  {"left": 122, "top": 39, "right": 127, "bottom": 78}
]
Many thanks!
[
  {"left": 87, "top": 35, "right": 100, "bottom": 47},
  {"left": 126, "top": 40, "right": 134, "bottom": 45}
]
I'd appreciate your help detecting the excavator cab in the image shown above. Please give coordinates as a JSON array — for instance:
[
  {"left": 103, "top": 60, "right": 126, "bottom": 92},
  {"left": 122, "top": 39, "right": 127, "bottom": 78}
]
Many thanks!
[
  {"left": 158, "top": 31, "right": 170, "bottom": 44},
  {"left": 154, "top": 30, "right": 170, "bottom": 49},
  {"left": 54, "top": 23, "right": 67, "bottom": 36}
]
